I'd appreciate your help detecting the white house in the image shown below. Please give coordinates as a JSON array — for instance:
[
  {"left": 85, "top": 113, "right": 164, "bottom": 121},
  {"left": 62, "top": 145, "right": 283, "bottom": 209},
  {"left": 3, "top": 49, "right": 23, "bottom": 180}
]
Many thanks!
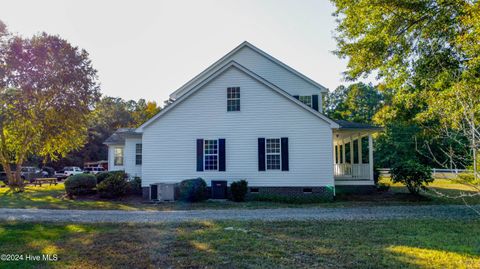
[{"left": 104, "top": 41, "right": 381, "bottom": 200}]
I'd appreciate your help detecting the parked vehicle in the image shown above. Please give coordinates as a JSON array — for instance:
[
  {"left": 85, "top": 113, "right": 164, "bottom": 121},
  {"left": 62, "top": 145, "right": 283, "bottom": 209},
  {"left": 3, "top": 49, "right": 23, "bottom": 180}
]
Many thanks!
[
  {"left": 63, "top": 166, "right": 83, "bottom": 177},
  {"left": 54, "top": 170, "right": 67, "bottom": 180},
  {"left": 41, "top": 166, "right": 56, "bottom": 177},
  {"left": 20, "top": 167, "right": 43, "bottom": 182},
  {"left": 83, "top": 167, "right": 105, "bottom": 174}
]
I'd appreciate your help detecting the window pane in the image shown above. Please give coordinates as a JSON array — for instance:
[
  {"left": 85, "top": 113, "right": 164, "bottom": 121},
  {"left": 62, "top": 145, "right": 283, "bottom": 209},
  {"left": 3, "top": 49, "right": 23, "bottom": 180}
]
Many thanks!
[
  {"left": 227, "top": 87, "right": 240, "bottom": 111},
  {"left": 266, "top": 139, "right": 280, "bottom": 153},
  {"left": 266, "top": 155, "right": 280, "bottom": 170},
  {"left": 204, "top": 139, "right": 218, "bottom": 170},
  {"left": 114, "top": 147, "right": 123, "bottom": 166},
  {"left": 299, "top": 96, "right": 312, "bottom": 107}
]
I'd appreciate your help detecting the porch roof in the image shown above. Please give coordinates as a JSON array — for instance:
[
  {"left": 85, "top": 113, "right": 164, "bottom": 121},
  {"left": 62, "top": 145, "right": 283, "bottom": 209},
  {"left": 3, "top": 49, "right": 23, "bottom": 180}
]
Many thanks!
[
  {"left": 334, "top": 120, "right": 383, "bottom": 131},
  {"left": 103, "top": 128, "right": 141, "bottom": 145}
]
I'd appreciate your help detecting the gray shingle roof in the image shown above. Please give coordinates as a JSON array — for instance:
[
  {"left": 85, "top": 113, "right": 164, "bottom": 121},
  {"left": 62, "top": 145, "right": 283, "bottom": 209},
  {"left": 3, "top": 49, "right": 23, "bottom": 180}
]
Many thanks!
[
  {"left": 103, "top": 128, "right": 141, "bottom": 145},
  {"left": 334, "top": 120, "right": 382, "bottom": 130}
]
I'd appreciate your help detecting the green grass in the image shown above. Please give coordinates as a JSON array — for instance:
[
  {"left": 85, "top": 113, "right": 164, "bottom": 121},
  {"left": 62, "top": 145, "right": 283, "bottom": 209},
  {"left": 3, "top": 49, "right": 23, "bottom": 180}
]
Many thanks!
[
  {"left": 0, "top": 219, "right": 479, "bottom": 268},
  {"left": 0, "top": 178, "right": 479, "bottom": 211}
]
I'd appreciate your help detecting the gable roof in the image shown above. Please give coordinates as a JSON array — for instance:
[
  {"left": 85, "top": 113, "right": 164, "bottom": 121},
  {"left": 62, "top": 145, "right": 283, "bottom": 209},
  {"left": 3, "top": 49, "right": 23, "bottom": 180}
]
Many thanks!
[
  {"left": 169, "top": 41, "right": 328, "bottom": 100},
  {"left": 137, "top": 60, "right": 339, "bottom": 131},
  {"left": 103, "top": 128, "right": 141, "bottom": 145}
]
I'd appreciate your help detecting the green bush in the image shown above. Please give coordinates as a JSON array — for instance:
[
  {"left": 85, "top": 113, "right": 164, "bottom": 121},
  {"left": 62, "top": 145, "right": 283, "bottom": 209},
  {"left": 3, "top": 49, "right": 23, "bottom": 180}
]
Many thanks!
[
  {"left": 65, "top": 174, "right": 97, "bottom": 196},
  {"left": 179, "top": 178, "right": 207, "bottom": 202},
  {"left": 128, "top": 177, "right": 142, "bottom": 195},
  {"left": 97, "top": 172, "right": 129, "bottom": 199},
  {"left": 230, "top": 180, "right": 248, "bottom": 202},
  {"left": 96, "top": 171, "right": 125, "bottom": 184},
  {"left": 391, "top": 160, "right": 433, "bottom": 195}
]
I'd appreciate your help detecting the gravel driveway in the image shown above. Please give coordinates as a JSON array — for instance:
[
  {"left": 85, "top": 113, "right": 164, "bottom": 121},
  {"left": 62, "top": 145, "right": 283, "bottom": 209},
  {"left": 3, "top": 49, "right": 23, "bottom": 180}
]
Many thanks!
[{"left": 0, "top": 205, "right": 478, "bottom": 223}]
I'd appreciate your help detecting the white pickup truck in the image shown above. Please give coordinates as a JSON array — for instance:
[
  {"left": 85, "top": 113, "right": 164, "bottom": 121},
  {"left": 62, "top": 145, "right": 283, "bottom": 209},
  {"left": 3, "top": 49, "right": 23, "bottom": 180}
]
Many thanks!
[{"left": 55, "top": 166, "right": 83, "bottom": 179}]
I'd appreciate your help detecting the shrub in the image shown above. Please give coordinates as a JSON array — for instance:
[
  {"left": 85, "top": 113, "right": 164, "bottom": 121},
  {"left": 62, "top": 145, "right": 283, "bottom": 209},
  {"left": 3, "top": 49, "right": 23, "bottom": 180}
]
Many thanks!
[
  {"left": 96, "top": 170, "right": 125, "bottom": 184},
  {"left": 230, "top": 180, "right": 248, "bottom": 202},
  {"left": 179, "top": 178, "right": 207, "bottom": 202},
  {"left": 391, "top": 160, "right": 433, "bottom": 195},
  {"left": 65, "top": 174, "right": 97, "bottom": 196},
  {"left": 97, "top": 172, "right": 129, "bottom": 199},
  {"left": 128, "top": 177, "right": 142, "bottom": 195}
]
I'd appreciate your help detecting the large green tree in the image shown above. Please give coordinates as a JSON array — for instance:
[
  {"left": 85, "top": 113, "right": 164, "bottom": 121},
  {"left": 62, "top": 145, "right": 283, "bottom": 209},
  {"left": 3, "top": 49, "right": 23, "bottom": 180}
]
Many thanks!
[
  {"left": 331, "top": 0, "right": 479, "bottom": 177},
  {"left": 324, "top": 82, "right": 384, "bottom": 123},
  {"left": 0, "top": 22, "right": 100, "bottom": 191},
  {"left": 51, "top": 97, "right": 161, "bottom": 169}
]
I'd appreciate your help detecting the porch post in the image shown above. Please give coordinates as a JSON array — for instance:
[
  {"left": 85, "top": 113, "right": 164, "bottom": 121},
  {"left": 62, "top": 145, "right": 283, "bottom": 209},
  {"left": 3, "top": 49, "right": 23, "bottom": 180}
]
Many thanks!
[
  {"left": 349, "top": 136, "right": 354, "bottom": 164},
  {"left": 368, "top": 134, "right": 374, "bottom": 181},
  {"left": 342, "top": 139, "right": 346, "bottom": 164},
  {"left": 358, "top": 135, "right": 362, "bottom": 164}
]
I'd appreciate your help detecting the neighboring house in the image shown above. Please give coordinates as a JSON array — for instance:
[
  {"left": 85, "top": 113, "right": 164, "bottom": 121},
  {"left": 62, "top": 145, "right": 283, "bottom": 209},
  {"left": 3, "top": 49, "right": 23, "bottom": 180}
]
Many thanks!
[{"left": 104, "top": 41, "right": 381, "bottom": 200}]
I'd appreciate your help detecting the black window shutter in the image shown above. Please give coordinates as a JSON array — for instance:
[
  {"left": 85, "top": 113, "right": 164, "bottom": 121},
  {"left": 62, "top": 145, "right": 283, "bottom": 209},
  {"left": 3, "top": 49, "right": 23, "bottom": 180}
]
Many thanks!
[
  {"left": 219, "top": 139, "right": 226, "bottom": 171},
  {"left": 196, "top": 139, "right": 204, "bottom": 171},
  {"left": 293, "top": 95, "right": 299, "bottom": 100},
  {"left": 312, "top": 95, "right": 319, "bottom": 111},
  {"left": 281, "top": 137, "right": 289, "bottom": 171},
  {"left": 258, "top": 138, "right": 265, "bottom": 171}
]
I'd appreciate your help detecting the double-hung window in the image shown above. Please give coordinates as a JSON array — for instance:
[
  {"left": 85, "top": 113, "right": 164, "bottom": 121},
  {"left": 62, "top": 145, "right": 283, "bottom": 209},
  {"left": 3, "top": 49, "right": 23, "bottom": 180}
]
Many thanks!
[
  {"left": 266, "top": 138, "right": 281, "bottom": 170},
  {"left": 299, "top": 95, "right": 312, "bottom": 107},
  {"left": 204, "top": 139, "right": 218, "bottom": 170},
  {"left": 114, "top": 147, "right": 124, "bottom": 166},
  {"left": 227, "top": 87, "right": 240, "bottom": 111},
  {"left": 135, "top": 143, "right": 142, "bottom": 165}
]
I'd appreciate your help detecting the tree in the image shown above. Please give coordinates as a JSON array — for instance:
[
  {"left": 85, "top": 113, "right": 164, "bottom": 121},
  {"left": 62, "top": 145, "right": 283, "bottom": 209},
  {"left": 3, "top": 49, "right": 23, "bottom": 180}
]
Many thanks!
[
  {"left": 0, "top": 22, "right": 99, "bottom": 191},
  {"left": 331, "top": 0, "right": 479, "bottom": 178},
  {"left": 50, "top": 97, "right": 161, "bottom": 169},
  {"left": 324, "top": 82, "right": 384, "bottom": 123}
]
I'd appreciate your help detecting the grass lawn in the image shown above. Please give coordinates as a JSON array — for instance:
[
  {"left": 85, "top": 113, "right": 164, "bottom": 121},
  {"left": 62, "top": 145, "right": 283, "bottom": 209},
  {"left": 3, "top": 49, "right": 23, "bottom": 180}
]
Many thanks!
[
  {"left": 0, "top": 219, "right": 479, "bottom": 268},
  {"left": 0, "top": 178, "right": 478, "bottom": 211}
]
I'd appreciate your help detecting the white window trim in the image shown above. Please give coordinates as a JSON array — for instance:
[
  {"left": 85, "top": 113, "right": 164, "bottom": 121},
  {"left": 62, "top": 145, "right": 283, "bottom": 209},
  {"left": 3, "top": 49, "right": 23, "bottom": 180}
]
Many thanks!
[
  {"left": 135, "top": 143, "right": 142, "bottom": 165},
  {"left": 204, "top": 139, "right": 219, "bottom": 171},
  {"left": 265, "top": 138, "right": 282, "bottom": 170},
  {"left": 299, "top": 95, "right": 312, "bottom": 107},
  {"left": 114, "top": 146, "right": 124, "bottom": 166},
  {"left": 227, "top": 87, "right": 241, "bottom": 112}
]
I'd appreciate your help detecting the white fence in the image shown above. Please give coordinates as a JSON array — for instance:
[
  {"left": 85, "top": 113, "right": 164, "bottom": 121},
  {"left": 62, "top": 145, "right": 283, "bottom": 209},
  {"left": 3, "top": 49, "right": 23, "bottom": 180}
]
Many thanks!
[{"left": 378, "top": 168, "right": 471, "bottom": 179}]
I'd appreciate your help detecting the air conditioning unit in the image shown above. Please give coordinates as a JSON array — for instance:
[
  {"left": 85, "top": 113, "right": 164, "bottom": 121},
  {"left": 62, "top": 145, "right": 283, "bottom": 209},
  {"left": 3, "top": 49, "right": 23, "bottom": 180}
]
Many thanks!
[{"left": 150, "top": 183, "right": 176, "bottom": 202}]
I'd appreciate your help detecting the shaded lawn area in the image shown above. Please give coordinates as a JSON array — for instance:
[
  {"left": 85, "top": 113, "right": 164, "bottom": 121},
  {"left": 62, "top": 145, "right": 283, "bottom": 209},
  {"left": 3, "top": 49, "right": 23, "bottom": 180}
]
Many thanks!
[
  {"left": 0, "top": 179, "right": 479, "bottom": 211},
  {"left": 0, "top": 219, "right": 479, "bottom": 268}
]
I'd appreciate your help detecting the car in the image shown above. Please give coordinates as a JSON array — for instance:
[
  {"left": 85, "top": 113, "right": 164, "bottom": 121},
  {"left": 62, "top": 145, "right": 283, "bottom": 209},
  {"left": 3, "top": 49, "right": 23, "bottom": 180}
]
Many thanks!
[
  {"left": 20, "top": 167, "right": 43, "bottom": 182},
  {"left": 63, "top": 166, "right": 83, "bottom": 177},
  {"left": 83, "top": 167, "right": 105, "bottom": 174}
]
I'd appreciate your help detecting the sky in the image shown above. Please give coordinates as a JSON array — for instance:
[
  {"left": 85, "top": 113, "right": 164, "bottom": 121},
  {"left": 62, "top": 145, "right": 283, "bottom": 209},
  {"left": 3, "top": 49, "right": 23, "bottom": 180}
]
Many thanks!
[{"left": 0, "top": 0, "right": 366, "bottom": 104}]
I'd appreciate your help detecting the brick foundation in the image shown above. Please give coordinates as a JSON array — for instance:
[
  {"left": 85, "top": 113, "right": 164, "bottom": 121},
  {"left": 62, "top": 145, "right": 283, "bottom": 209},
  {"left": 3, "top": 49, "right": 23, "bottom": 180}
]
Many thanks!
[{"left": 247, "top": 186, "right": 334, "bottom": 201}]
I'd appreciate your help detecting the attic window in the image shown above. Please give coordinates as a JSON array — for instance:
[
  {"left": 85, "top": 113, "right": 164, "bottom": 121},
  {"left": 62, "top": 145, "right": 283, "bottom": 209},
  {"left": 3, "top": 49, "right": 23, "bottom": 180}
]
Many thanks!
[
  {"left": 227, "top": 87, "right": 240, "bottom": 111},
  {"left": 299, "top": 96, "right": 312, "bottom": 107}
]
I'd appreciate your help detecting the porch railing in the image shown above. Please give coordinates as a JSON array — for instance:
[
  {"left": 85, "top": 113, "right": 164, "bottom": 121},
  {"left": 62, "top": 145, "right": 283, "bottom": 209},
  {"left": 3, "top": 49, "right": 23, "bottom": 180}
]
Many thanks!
[{"left": 334, "top": 163, "right": 370, "bottom": 180}]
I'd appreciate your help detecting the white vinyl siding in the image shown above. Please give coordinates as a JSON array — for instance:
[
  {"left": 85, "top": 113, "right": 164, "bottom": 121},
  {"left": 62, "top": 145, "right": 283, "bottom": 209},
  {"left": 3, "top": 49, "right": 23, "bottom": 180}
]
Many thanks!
[
  {"left": 124, "top": 137, "right": 142, "bottom": 178},
  {"left": 172, "top": 45, "right": 324, "bottom": 112},
  {"left": 142, "top": 67, "right": 334, "bottom": 187}
]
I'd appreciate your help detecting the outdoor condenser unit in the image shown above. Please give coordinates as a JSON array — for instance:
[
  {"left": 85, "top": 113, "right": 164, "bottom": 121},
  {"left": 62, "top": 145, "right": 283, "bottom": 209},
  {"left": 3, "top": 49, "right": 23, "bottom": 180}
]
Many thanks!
[{"left": 150, "top": 183, "right": 175, "bottom": 202}]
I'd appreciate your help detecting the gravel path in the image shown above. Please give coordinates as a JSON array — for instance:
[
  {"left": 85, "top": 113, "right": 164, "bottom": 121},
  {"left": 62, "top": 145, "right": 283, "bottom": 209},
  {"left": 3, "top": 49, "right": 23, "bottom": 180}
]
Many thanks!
[{"left": 0, "top": 205, "right": 478, "bottom": 223}]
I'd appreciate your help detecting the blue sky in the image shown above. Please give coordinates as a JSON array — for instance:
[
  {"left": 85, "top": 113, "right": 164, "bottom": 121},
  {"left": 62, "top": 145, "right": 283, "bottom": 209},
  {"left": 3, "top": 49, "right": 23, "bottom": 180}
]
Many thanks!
[{"left": 1, "top": 0, "right": 369, "bottom": 104}]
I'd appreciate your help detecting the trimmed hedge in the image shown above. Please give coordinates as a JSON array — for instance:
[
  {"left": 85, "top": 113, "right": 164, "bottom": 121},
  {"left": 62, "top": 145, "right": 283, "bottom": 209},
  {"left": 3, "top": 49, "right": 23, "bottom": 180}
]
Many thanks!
[
  {"left": 128, "top": 177, "right": 142, "bottom": 195},
  {"left": 65, "top": 174, "right": 97, "bottom": 196},
  {"left": 97, "top": 172, "right": 128, "bottom": 199},
  {"left": 179, "top": 178, "right": 207, "bottom": 202},
  {"left": 96, "top": 170, "right": 125, "bottom": 184},
  {"left": 230, "top": 180, "right": 248, "bottom": 202}
]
